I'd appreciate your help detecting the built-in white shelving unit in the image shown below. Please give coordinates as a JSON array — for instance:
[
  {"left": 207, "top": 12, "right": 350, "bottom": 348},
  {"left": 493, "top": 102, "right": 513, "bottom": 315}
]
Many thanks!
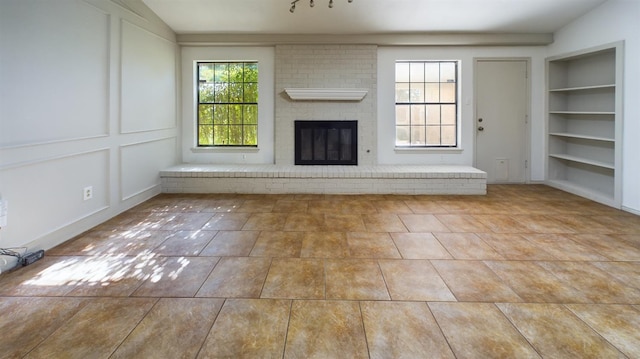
[{"left": 546, "top": 42, "right": 623, "bottom": 208}]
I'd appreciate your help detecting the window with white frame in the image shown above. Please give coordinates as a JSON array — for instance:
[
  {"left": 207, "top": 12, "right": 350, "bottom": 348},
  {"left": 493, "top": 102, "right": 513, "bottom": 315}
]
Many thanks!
[
  {"left": 197, "top": 62, "right": 258, "bottom": 146},
  {"left": 395, "top": 61, "right": 459, "bottom": 147}
]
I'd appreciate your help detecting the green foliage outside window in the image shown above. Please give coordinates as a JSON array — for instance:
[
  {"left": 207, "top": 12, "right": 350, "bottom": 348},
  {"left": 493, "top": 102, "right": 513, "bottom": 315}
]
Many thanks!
[{"left": 197, "top": 62, "right": 258, "bottom": 146}]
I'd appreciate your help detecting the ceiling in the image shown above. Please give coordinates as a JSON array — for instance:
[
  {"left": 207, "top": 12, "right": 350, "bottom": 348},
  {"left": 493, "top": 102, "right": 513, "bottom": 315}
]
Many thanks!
[{"left": 141, "top": 0, "right": 608, "bottom": 35}]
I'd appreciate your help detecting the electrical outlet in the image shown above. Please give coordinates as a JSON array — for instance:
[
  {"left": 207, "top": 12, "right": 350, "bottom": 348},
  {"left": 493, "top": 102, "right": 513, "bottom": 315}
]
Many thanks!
[{"left": 83, "top": 186, "right": 93, "bottom": 201}]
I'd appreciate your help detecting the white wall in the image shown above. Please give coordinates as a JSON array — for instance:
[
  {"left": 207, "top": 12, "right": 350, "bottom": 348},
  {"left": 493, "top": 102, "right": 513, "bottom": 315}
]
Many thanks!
[
  {"left": 180, "top": 47, "right": 275, "bottom": 164},
  {"left": 547, "top": 0, "right": 640, "bottom": 213},
  {"left": 0, "top": 0, "right": 179, "bottom": 269},
  {"left": 377, "top": 46, "right": 547, "bottom": 180}
]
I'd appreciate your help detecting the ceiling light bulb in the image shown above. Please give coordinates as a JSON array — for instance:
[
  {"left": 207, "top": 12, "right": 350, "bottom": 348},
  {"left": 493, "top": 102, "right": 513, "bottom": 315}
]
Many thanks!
[
  {"left": 290, "top": 3, "right": 295, "bottom": 12},
  {"left": 329, "top": 0, "right": 334, "bottom": 8},
  {"left": 310, "top": 0, "right": 314, "bottom": 7},
  {"left": 348, "top": 0, "right": 353, "bottom": 2}
]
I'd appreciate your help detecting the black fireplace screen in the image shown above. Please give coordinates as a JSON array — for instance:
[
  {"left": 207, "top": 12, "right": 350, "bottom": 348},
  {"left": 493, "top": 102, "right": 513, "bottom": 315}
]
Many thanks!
[{"left": 295, "top": 120, "right": 357, "bottom": 165}]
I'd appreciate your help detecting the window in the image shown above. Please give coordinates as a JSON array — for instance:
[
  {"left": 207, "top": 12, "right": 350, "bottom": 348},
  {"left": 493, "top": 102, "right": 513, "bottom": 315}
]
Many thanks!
[
  {"left": 395, "top": 61, "right": 458, "bottom": 147},
  {"left": 197, "top": 62, "right": 258, "bottom": 146}
]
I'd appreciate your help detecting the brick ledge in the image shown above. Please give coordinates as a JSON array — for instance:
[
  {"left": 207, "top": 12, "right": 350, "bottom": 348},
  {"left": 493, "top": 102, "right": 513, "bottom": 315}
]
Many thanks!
[
  {"left": 160, "top": 164, "right": 487, "bottom": 195},
  {"left": 160, "top": 164, "right": 487, "bottom": 179}
]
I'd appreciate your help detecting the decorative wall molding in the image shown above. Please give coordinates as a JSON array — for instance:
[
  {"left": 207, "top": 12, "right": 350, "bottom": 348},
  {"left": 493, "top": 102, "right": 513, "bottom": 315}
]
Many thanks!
[
  {"left": 284, "top": 88, "right": 368, "bottom": 101},
  {"left": 120, "top": 19, "right": 178, "bottom": 134},
  {"left": 119, "top": 136, "right": 177, "bottom": 201}
]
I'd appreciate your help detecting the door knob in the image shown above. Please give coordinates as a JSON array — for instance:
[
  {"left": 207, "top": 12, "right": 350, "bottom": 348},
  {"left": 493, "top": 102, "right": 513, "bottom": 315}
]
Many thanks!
[{"left": 478, "top": 126, "right": 484, "bottom": 131}]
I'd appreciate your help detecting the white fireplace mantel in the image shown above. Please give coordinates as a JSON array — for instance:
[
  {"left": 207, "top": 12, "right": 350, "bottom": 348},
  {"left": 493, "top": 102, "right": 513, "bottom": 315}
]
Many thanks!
[{"left": 284, "top": 88, "right": 368, "bottom": 101}]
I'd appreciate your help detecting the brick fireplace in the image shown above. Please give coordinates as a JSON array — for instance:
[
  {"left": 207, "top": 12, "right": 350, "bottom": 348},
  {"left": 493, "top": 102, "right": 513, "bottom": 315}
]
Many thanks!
[{"left": 274, "top": 44, "right": 377, "bottom": 166}]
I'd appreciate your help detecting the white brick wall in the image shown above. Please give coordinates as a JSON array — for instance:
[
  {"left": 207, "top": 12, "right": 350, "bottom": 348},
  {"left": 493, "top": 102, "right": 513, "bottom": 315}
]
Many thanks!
[{"left": 275, "top": 45, "right": 377, "bottom": 166}]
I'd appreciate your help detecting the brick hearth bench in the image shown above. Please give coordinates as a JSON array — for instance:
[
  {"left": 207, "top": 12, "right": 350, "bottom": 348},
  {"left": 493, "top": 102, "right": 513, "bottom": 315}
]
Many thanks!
[{"left": 160, "top": 164, "right": 486, "bottom": 195}]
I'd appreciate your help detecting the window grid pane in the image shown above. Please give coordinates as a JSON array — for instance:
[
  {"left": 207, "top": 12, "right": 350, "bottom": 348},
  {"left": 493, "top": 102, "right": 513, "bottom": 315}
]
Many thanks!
[
  {"left": 395, "top": 61, "right": 458, "bottom": 147},
  {"left": 197, "top": 62, "right": 258, "bottom": 147}
]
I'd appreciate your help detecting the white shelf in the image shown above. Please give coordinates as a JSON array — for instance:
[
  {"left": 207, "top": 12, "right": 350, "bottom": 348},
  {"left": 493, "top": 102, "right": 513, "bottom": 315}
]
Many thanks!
[
  {"left": 549, "top": 111, "right": 615, "bottom": 115},
  {"left": 549, "top": 133, "right": 614, "bottom": 143},
  {"left": 284, "top": 88, "right": 368, "bottom": 101},
  {"left": 549, "top": 154, "right": 614, "bottom": 170},
  {"left": 546, "top": 43, "right": 622, "bottom": 208},
  {"left": 549, "top": 84, "right": 615, "bottom": 92},
  {"left": 546, "top": 179, "right": 615, "bottom": 206}
]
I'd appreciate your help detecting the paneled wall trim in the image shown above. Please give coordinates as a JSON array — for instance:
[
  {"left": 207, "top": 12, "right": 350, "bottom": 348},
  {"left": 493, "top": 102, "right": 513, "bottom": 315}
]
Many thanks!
[
  {"left": 0, "top": 0, "right": 178, "bottom": 268},
  {"left": 0, "top": 149, "right": 110, "bottom": 248},
  {"left": 120, "top": 137, "right": 178, "bottom": 201},
  {"left": 120, "top": 19, "right": 177, "bottom": 134},
  {"left": 0, "top": 0, "right": 110, "bottom": 147}
]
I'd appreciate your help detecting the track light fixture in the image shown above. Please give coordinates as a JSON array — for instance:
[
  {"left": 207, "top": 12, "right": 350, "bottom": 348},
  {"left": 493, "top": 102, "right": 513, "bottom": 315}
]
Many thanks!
[{"left": 289, "top": 0, "right": 353, "bottom": 13}]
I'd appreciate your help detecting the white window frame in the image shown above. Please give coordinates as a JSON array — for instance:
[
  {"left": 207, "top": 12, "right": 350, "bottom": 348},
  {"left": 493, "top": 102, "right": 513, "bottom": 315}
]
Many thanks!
[{"left": 394, "top": 60, "right": 461, "bottom": 148}]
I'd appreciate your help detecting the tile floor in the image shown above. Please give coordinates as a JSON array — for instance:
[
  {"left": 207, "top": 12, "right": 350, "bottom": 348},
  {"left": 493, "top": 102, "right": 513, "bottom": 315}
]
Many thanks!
[{"left": 1, "top": 185, "right": 640, "bottom": 358}]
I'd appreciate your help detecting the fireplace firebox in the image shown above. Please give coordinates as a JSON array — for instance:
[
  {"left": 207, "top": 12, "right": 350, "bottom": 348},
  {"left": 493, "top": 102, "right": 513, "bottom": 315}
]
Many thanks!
[{"left": 295, "top": 120, "right": 357, "bottom": 165}]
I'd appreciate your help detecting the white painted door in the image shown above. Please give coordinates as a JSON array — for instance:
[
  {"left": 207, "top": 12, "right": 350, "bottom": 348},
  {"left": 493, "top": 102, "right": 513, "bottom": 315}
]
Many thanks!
[{"left": 475, "top": 60, "right": 528, "bottom": 183}]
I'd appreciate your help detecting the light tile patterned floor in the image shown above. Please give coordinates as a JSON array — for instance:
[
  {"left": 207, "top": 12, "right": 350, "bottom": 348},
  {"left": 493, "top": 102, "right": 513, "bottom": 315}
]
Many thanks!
[{"left": 1, "top": 185, "right": 640, "bottom": 358}]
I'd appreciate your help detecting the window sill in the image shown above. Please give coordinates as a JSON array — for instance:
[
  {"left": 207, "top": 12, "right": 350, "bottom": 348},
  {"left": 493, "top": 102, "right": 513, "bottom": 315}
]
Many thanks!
[
  {"left": 191, "top": 147, "right": 260, "bottom": 153},
  {"left": 394, "top": 147, "right": 463, "bottom": 154}
]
